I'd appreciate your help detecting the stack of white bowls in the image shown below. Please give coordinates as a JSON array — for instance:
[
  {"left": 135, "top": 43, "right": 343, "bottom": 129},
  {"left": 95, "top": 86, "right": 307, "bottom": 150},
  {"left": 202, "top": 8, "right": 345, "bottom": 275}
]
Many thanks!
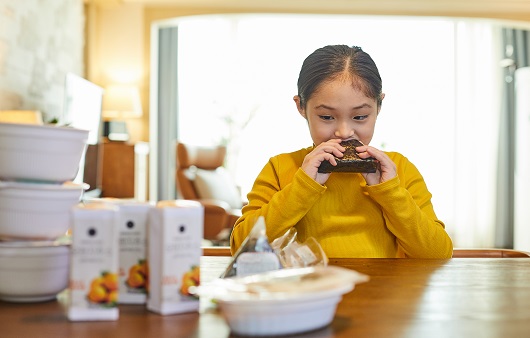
[{"left": 0, "top": 122, "right": 89, "bottom": 302}]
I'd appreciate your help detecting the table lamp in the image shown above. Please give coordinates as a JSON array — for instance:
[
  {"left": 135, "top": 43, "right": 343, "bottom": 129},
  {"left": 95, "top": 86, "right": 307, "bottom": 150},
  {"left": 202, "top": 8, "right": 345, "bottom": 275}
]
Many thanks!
[{"left": 102, "top": 84, "right": 143, "bottom": 142}]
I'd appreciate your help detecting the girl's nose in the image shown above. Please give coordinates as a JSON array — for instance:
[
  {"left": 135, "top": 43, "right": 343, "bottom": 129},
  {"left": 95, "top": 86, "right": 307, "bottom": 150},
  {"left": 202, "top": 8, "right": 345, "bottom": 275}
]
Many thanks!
[{"left": 334, "top": 122, "right": 353, "bottom": 139}]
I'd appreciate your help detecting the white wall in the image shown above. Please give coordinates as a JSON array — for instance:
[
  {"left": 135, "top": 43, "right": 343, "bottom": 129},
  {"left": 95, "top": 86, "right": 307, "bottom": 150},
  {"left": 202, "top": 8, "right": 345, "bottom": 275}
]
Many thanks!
[
  {"left": 0, "top": 0, "right": 84, "bottom": 121},
  {"left": 86, "top": 2, "right": 146, "bottom": 143}
]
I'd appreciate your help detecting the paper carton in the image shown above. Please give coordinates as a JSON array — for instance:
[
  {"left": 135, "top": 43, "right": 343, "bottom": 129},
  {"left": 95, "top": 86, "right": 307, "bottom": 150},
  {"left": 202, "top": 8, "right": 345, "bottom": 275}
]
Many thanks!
[
  {"left": 147, "top": 200, "right": 204, "bottom": 315},
  {"left": 67, "top": 202, "right": 120, "bottom": 321},
  {"left": 116, "top": 201, "right": 153, "bottom": 304},
  {"left": 81, "top": 198, "right": 153, "bottom": 303}
]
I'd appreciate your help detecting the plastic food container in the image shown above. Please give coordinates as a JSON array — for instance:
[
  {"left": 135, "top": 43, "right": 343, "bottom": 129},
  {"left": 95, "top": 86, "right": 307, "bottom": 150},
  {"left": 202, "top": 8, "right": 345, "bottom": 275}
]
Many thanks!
[
  {"left": 0, "top": 239, "right": 70, "bottom": 302},
  {"left": 0, "top": 181, "right": 86, "bottom": 240},
  {"left": 197, "top": 265, "right": 369, "bottom": 336},
  {"left": 0, "top": 122, "right": 89, "bottom": 182}
]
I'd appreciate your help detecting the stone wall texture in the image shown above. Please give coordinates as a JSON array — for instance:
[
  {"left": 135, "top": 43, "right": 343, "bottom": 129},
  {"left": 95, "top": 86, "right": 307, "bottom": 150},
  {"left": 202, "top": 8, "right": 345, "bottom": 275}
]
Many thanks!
[{"left": 0, "top": 0, "right": 84, "bottom": 121}]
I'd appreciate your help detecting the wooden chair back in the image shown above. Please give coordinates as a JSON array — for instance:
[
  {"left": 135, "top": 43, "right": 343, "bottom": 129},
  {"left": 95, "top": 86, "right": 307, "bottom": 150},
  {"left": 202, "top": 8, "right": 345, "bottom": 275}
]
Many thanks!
[{"left": 452, "top": 249, "right": 530, "bottom": 258}]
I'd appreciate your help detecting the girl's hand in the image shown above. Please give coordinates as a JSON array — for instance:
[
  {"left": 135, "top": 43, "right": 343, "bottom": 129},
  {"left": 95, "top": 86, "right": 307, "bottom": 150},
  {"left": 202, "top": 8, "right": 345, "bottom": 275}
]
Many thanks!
[
  {"left": 302, "top": 139, "right": 344, "bottom": 185},
  {"left": 356, "top": 145, "right": 397, "bottom": 185}
]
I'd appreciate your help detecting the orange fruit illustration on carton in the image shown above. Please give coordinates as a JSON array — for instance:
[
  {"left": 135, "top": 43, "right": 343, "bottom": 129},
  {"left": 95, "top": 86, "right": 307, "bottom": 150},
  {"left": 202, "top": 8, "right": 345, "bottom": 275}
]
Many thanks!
[
  {"left": 87, "top": 271, "right": 119, "bottom": 306},
  {"left": 126, "top": 259, "right": 148, "bottom": 292},
  {"left": 180, "top": 265, "right": 200, "bottom": 296}
]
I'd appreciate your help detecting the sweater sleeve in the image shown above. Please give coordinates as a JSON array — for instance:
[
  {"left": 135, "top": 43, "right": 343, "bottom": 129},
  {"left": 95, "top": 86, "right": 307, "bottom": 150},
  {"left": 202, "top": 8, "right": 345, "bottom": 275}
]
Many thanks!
[
  {"left": 364, "top": 157, "right": 453, "bottom": 258},
  {"left": 230, "top": 157, "right": 326, "bottom": 255}
]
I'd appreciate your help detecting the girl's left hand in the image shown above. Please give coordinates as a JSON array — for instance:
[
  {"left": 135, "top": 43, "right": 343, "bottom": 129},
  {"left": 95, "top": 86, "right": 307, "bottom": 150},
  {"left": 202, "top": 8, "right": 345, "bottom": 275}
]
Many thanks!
[{"left": 355, "top": 145, "right": 397, "bottom": 185}]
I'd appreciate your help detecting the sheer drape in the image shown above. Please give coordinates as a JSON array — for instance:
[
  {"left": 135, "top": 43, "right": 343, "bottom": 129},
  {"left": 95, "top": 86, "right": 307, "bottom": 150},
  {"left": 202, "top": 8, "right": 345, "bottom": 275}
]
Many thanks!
[
  {"left": 514, "top": 67, "right": 530, "bottom": 251},
  {"left": 500, "top": 28, "right": 530, "bottom": 249},
  {"left": 452, "top": 22, "right": 502, "bottom": 247}
]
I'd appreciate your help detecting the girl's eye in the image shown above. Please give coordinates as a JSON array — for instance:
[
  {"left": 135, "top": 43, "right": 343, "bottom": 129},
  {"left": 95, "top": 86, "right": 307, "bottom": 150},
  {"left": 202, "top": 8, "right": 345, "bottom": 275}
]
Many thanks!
[
  {"left": 353, "top": 115, "right": 368, "bottom": 121},
  {"left": 319, "top": 115, "right": 334, "bottom": 121}
]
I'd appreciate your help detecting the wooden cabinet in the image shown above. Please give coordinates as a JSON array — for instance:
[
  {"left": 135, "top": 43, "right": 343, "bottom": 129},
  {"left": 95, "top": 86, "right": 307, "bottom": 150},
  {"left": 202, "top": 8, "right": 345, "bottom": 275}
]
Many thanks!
[{"left": 101, "top": 141, "right": 135, "bottom": 198}]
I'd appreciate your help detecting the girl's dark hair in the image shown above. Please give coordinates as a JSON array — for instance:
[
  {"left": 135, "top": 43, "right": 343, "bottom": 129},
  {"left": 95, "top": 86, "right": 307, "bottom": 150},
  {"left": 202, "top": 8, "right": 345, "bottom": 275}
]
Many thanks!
[{"left": 297, "top": 45, "right": 382, "bottom": 109}]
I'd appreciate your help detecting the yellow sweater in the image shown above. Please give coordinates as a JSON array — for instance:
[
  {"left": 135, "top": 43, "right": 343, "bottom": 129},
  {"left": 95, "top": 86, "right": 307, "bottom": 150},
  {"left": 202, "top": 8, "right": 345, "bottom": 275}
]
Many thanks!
[{"left": 230, "top": 147, "right": 453, "bottom": 258}]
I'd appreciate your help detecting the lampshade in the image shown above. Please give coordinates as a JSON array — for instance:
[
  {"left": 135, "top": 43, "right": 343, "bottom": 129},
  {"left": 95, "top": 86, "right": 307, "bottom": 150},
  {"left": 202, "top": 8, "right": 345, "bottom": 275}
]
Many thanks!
[{"left": 102, "top": 85, "right": 143, "bottom": 119}]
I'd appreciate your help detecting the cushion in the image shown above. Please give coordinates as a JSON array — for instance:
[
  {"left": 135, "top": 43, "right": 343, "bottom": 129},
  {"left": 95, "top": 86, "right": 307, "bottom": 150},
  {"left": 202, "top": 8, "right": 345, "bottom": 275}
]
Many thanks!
[{"left": 193, "top": 167, "right": 243, "bottom": 209}]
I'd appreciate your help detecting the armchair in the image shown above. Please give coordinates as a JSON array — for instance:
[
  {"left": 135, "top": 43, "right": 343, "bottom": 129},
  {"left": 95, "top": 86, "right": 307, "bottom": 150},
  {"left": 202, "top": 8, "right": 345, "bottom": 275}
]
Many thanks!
[{"left": 175, "top": 142, "right": 243, "bottom": 241}]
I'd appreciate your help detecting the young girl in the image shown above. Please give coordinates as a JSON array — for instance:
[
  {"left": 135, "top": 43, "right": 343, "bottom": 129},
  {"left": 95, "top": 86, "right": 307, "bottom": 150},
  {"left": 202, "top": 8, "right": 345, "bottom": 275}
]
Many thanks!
[{"left": 230, "top": 45, "right": 453, "bottom": 258}]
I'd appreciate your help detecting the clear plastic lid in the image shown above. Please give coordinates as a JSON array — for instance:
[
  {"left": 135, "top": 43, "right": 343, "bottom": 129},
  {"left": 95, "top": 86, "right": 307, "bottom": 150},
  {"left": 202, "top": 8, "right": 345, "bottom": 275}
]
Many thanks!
[{"left": 195, "top": 265, "right": 369, "bottom": 301}]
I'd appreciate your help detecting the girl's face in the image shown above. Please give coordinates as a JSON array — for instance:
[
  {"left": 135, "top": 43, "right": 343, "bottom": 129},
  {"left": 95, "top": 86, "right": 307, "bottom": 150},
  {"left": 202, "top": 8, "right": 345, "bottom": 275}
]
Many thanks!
[{"left": 295, "top": 77, "right": 383, "bottom": 146}]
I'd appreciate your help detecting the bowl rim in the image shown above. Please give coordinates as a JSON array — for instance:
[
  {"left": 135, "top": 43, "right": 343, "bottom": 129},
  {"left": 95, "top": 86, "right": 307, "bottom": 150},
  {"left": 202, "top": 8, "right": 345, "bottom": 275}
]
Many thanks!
[
  {"left": 0, "top": 121, "right": 89, "bottom": 133},
  {"left": 213, "top": 283, "right": 353, "bottom": 304},
  {"left": 0, "top": 180, "right": 89, "bottom": 191},
  {"left": 0, "top": 237, "right": 71, "bottom": 249}
]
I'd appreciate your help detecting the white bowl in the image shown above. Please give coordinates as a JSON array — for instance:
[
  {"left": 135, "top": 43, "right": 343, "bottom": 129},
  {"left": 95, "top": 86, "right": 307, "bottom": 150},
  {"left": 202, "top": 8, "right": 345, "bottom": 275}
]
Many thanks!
[
  {"left": 217, "top": 284, "right": 352, "bottom": 336},
  {"left": 198, "top": 265, "right": 369, "bottom": 336},
  {"left": 0, "top": 122, "right": 89, "bottom": 182},
  {"left": 0, "top": 240, "right": 70, "bottom": 302},
  {"left": 0, "top": 181, "right": 86, "bottom": 240}
]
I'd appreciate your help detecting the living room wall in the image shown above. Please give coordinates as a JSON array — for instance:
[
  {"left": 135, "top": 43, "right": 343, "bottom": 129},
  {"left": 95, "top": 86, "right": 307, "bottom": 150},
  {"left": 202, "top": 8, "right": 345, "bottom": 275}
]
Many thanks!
[
  {"left": 0, "top": 0, "right": 84, "bottom": 122},
  {"left": 86, "top": 1, "right": 530, "bottom": 144}
]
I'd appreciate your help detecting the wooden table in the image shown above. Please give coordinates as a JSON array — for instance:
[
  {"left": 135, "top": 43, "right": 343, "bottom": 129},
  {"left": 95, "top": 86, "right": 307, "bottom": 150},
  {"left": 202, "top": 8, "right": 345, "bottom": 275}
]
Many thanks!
[{"left": 1, "top": 257, "right": 530, "bottom": 337}]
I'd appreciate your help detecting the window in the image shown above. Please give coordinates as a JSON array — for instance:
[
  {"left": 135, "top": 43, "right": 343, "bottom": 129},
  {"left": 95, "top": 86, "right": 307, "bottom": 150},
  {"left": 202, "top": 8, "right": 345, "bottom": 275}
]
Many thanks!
[{"left": 171, "top": 14, "right": 502, "bottom": 247}]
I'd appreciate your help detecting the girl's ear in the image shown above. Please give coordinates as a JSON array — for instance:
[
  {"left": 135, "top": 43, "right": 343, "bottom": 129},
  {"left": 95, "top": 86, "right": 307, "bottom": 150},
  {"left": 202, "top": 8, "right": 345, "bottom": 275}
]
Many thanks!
[{"left": 293, "top": 95, "right": 306, "bottom": 118}]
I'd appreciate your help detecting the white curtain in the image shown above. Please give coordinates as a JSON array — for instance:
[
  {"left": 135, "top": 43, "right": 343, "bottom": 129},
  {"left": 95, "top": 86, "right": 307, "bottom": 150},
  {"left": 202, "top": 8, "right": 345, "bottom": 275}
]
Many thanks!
[
  {"left": 451, "top": 22, "right": 503, "bottom": 247},
  {"left": 514, "top": 67, "right": 530, "bottom": 251}
]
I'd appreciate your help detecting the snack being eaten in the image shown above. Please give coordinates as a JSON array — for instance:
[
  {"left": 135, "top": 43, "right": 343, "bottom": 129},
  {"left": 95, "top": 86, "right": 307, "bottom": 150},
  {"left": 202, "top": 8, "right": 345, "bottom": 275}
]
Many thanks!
[{"left": 317, "top": 139, "right": 377, "bottom": 173}]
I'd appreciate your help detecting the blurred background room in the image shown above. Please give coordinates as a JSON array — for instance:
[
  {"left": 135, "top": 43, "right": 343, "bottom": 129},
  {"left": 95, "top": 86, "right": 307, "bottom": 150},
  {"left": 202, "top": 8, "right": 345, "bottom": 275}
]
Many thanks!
[{"left": 2, "top": 0, "right": 530, "bottom": 250}]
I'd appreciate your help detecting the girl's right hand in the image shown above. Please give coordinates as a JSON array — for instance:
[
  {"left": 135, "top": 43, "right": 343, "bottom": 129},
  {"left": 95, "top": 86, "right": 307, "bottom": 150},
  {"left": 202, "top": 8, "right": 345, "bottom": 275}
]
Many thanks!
[{"left": 301, "top": 139, "right": 344, "bottom": 185}]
